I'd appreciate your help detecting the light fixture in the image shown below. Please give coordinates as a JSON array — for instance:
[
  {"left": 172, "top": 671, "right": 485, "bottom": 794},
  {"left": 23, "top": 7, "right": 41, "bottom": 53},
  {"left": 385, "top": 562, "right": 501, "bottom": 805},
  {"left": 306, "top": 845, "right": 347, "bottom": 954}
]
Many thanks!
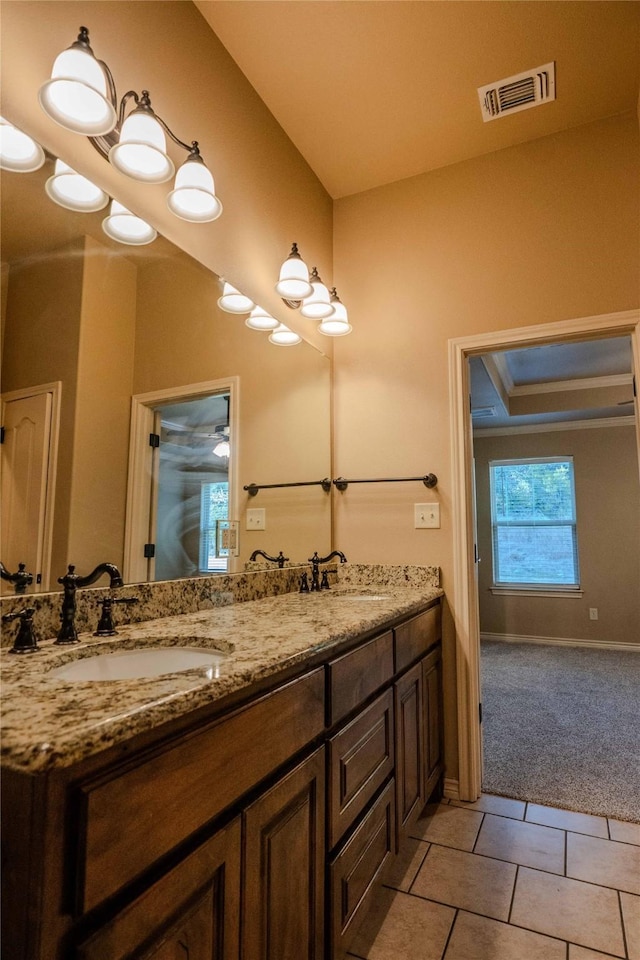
[
  {"left": 269, "top": 323, "right": 302, "bottom": 346},
  {"left": 246, "top": 306, "right": 279, "bottom": 331},
  {"left": 45, "top": 158, "right": 109, "bottom": 212},
  {"left": 39, "top": 27, "right": 221, "bottom": 222},
  {"left": 213, "top": 439, "right": 230, "bottom": 458},
  {"left": 318, "top": 288, "right": 353, "bottom": 336},
  {"left": 0, "top": 117, "right": 46, "bottom": 172},
  {"left": 217, "top": 281, "right": 255, "bottom": 314},
  {"left": 275, "top": 243, "right": 313, "bottom": 304},
  {"left": 102, "top": 199, "right": 157, "bottom": 245},
  {"left": 276, "top": 243, "right": 352, "bottom": 336},
  {"left": 300, "top": 267, "right": 334, "bottom": 319}
]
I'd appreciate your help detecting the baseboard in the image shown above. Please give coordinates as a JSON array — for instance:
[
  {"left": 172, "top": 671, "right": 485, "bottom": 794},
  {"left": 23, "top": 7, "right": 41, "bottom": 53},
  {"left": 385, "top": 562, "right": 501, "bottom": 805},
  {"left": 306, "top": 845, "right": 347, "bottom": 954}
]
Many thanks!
[
  {"left": 443, "top": 778, "right": 460, "bottom": 801},
  {"left": 481, "top": 631, "right": 640, "bottom": 653}
]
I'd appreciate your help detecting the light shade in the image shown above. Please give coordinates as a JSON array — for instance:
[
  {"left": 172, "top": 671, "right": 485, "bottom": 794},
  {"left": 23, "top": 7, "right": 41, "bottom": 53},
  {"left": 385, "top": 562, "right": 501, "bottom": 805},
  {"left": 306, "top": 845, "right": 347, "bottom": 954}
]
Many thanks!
[
  {"left": 246, "top": 306, "right": 279, "bottom": 331},
  {"left": 318, "top": 288, "right": 352, "bottom": 336},
  {"left": 167, "top": 153, "right": 222, "bottom": 222},
  {"left": 300, "top": 267, "right": 334, "bottom": 319},
  {"left": 38, "top": 31, "right": 116, "bottom": 136},
  {"left": 275, "top": 243, "right": 313, "bottom": 301},
  {"left": 109, "top": 104, "right": 174, "bottom": 183},
  {"left": 218, "top": 281, "right": 254, "bottom": 314},
  {"left": 102, "top": 199, "right": 157, "bottom": 245},
  {"left": 269, "top": 323, "right": 302, "bottom": 346},
  {"left": 0, "top": 118, "right": 46, "bottom": 173},
  {"left": 45, "top": 159, "right": 109, "bottom": 212}
]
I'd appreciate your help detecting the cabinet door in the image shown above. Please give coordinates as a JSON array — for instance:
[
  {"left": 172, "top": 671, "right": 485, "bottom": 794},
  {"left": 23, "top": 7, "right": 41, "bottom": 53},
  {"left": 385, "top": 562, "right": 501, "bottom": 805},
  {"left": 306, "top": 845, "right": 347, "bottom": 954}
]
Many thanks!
[
  {"left": 394, "top": 662, "right": 424, "bottom": 840},
  {"left": 76, "top": 817, "right": 241, "bottom": 960},
  {"left": 242, "top": 748, "right": 325, "bottom": 960},
  {"left": 423, "top": 646, "right": 443, "bottom": 800}
]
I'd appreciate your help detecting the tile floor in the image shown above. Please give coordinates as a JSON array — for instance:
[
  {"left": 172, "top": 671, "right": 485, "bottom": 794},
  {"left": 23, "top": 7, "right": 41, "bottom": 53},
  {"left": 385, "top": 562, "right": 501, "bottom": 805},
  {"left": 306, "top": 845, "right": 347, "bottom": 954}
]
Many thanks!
[{"left": 347, "top": 794, "right": 640, "bottom": 960}]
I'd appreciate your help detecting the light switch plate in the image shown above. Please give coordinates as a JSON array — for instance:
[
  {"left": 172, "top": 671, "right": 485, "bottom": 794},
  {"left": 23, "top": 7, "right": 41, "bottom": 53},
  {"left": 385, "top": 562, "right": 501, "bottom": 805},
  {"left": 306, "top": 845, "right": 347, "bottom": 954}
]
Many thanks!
[
  {"left": 246, "top": 508, "right": 266, "bottom": 531},
  {"left": 415, "top": 503, "right": 440, "bottom": 529}
]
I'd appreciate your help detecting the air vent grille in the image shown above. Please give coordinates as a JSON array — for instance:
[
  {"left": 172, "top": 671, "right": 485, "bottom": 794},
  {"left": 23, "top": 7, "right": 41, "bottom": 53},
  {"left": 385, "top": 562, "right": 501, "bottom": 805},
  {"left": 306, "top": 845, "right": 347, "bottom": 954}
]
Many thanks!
[
  {"left": 478, "top": 62, "right": 555, "bottom": 122},
  {"left": 471, "top": 406, "right": 497, "bottom": 420}
]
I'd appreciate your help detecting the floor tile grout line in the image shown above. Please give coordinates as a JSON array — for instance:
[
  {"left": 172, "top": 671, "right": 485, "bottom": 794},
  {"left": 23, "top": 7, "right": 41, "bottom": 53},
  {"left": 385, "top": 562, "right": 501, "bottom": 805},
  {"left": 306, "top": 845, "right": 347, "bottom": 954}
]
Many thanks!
[
  {"left": 471, "top": 810, "right": 485, "bottom": 853},
  {"left": 483, "top": 809, "right": 614, "bottom": 840},
  {"left": 507, "top": 863, "right": 519, "bottom": 924},
  {"left": 564, "top": 826, "right": 568, "bottom": 877},
  {"left": 439, "top": 906, "right": 459, "bottom": 960},
  {"left": 567, "top": 938, "right": 626, "bottom": 960},
  {"left": 617, "top": 888, "right": 630, "bottom": 960}
]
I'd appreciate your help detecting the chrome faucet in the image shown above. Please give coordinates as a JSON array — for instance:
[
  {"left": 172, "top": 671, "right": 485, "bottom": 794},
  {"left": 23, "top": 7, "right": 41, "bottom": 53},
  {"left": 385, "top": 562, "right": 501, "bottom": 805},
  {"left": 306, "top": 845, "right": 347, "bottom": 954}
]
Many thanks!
[
  {"left": 307, "top": 551, "right": 348, "bottom": 591},
  {"left": 249, "top": 550, "right": 289, "bottom": 568},
  {"left": 55, "top": 563, "right": 124, "bottom": 645}
]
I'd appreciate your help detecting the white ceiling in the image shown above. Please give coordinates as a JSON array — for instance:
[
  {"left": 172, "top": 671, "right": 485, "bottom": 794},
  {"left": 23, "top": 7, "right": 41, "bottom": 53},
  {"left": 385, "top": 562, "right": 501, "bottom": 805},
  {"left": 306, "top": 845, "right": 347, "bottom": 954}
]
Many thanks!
[{"left": 195, "top": 0, "right": 640, "bottom": 199}]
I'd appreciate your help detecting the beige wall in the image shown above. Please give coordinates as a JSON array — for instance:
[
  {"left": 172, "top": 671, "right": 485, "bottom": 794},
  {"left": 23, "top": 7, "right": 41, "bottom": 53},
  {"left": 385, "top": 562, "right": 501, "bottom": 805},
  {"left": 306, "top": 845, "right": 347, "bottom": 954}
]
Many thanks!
[
  {"left": 474, "top": 426, "right": 640, "bottom": 646},
  {"left": 0, "top": 1, "right": 333, "bottom": 350},
  {"left": 134, "top": 253, "right": 332, "bottom": 564},
  {"left": 2, "top": 239, "right": 86, "bottom": 578},
  {"left": 333, "top": 114, "right": 639, "bottom": 779},
  {"left": 69, "top": 237, "right": 137, "bottom": 571}
]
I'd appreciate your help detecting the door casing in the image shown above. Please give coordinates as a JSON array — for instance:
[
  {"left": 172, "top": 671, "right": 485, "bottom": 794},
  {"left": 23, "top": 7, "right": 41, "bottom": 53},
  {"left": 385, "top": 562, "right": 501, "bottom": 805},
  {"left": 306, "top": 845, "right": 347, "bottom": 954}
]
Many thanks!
[{"left": 449, "top": 309, "right": 640, "bottom": 801}]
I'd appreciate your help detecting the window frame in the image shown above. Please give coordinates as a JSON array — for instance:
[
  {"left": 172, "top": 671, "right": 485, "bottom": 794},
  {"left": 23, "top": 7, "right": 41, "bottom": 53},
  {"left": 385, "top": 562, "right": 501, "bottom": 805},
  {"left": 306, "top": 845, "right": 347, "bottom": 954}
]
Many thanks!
[
  {"left": 199, "top": 480, "right": 230, "bottom": 574},
  {"left": 488, "top": 456, "right": 580, "bottom": 593}
]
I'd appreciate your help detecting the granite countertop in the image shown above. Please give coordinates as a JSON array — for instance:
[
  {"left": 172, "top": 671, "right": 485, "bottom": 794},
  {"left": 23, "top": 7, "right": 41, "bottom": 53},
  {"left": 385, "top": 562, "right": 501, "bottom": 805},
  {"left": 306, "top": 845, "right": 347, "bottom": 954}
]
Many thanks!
[{"left": 1, "top": 580, "right": 442, "bottom": 775}]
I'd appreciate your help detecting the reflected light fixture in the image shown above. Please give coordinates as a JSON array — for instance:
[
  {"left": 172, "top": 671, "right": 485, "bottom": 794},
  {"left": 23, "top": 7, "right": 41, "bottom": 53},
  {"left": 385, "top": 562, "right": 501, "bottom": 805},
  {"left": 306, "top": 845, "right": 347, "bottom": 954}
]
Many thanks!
[
  {"left": 275, "top": 243, "right": 313, "bottom": 304},
  {"left": 218, "top": 281, "right": 255, "bottom": 315},
  {"left": 318, "top": 288, "right": 352, "bottom": 336},
  {"left": 102, "top": 199, "right": 157, "bottom": 245},
  {"left": 45, "top": 158, "right": 109, "bottom": 212},
  {"left": 246, "top": 306, "right": 279, "bottom": 331},
  {"left": 269, "top": 323, "right": 302, "bottom": 346},
  {"left": 213, "top": 439, "right": 230, "bottom": 458},
  {"left": 39, "top": 27, "right": 222, "bottom": 221},
  {"left": 300, "top": 267, "right": 334, "bottom": 319},
  {"left": 0, "top": 117, "right": 46, "bottom": 172}
]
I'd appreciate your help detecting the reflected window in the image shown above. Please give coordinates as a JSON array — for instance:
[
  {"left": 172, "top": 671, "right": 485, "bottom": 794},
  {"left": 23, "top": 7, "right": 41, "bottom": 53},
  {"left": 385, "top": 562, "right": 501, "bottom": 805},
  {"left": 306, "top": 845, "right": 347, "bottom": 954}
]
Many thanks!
[{"left": 199, "top": 481, "right": 229, "bottom": 573}]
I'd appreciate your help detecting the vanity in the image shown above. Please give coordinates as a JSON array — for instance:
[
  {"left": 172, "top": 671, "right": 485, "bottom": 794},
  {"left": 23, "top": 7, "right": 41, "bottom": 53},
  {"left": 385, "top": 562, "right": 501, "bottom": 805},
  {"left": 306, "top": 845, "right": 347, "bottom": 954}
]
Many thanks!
[{"left": 1, "top": 568, "right": 443, "bottom": 960}]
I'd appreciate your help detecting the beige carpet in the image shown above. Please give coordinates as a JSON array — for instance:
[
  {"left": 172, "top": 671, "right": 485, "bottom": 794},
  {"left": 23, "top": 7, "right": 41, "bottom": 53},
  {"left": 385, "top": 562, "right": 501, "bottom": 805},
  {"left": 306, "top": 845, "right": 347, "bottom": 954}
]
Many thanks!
[{"left": 480, "top": 639, "right": 640, "bottom": 823}]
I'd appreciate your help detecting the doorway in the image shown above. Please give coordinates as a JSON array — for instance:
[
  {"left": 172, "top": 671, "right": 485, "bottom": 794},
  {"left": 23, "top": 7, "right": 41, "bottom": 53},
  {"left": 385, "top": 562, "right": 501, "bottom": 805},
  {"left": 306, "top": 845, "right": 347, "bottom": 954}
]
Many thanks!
[
  {"left": 448, "top": 309, "right": 640, "bottom": 802},
  {"left": 124, "top": 378, "right": 239, "bottom": 584},
  {"left": 0, "top": 381, "right": 61, "bottom": 593}
]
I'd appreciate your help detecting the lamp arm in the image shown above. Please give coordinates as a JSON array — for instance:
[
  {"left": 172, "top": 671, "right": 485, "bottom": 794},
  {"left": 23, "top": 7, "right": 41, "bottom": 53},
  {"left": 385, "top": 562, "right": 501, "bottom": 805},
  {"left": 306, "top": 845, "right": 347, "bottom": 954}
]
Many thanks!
[
  {"left": 117, "top": 90, "right": 142, "bottom": 127},
  {"left": 153, "top": 112, "right": 201, "bottom": 157}
]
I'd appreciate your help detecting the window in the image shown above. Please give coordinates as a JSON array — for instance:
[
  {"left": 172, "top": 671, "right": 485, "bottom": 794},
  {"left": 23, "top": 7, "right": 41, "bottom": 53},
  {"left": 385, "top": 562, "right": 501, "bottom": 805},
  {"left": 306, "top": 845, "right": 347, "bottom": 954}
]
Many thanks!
[
  {"left": 489, "top": 458, "right": 579, "bottom": 589},
  {"left": 199, "top": 481, "right": 229, "bottom": 573}
]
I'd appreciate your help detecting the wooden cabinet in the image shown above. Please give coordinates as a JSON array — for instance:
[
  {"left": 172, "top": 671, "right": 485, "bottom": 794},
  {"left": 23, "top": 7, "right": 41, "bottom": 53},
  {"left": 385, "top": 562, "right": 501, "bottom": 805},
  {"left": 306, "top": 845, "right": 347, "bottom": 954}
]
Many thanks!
[
  {"left": 2, "top": 598, "right": 442, "bottom": 960},
  {"left": 76, "top": 817, "right": 241, "bottom": 960},
  {"left": 242, "top": 748, "right": 325, "bottom": 960}
]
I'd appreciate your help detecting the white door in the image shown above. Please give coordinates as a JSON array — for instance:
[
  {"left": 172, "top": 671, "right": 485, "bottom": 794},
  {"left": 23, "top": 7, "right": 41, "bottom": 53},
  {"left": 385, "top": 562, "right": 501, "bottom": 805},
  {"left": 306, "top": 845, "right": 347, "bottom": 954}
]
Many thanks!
[{"left": 1, "top": 391, "right": 53, "bottom": 592}]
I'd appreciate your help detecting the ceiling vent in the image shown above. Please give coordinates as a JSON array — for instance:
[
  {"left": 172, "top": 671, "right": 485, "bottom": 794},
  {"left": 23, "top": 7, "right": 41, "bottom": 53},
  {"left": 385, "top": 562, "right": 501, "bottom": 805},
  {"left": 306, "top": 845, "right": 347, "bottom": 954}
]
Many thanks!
[
  {"left": 471, "top": 406, "right": 497, "bottom": 420},
  {"left": 478, "top": 62, "right": 555, "bottom": 122}
]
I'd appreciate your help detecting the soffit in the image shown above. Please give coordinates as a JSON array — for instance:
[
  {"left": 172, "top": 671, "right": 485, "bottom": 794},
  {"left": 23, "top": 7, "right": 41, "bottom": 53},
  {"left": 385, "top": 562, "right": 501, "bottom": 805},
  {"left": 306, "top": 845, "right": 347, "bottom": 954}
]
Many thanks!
[{"left": 194, "top": 0, "right": 640, "bottom": 199}]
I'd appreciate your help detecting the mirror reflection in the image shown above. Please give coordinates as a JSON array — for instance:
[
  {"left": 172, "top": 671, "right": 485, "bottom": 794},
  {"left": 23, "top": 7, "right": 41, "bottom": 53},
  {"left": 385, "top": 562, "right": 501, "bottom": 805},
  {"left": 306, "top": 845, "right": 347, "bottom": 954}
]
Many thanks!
[{"left": 1, "top": 155, "right": 332, "bottom": 594}]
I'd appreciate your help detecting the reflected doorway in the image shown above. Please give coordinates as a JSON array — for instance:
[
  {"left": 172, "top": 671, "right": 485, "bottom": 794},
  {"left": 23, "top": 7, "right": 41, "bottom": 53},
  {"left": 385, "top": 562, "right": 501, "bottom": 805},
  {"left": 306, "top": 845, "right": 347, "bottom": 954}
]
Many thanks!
[
  {"left": 124, "top": 377, "right": 239, "bottom": 584},
  {"left": 154, "top": 394, "right": 231, "bottom": 580}
]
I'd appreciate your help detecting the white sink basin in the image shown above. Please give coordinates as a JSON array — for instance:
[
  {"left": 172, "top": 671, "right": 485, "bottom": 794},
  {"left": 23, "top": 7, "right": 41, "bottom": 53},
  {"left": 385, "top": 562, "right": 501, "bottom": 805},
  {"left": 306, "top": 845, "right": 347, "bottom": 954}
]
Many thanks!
[{"left": 50, "top": 646, "right": 230, "bottom": 682}]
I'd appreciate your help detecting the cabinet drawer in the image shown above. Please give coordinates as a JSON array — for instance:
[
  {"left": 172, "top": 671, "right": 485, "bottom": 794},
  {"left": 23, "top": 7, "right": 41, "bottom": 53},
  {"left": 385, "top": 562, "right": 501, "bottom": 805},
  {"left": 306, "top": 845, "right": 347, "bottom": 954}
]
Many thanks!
[
  {"left": 76, "top": 816, "right": 241, "bottom": 960},
  {"left": 78, "top": 668, "right": 325, "bottom": 913},
  {"left": 328, "top": 689, "right": 394, "bottom": 849},
  {"left": 394, "top": 604, "right": 441, "bottom": 673},
  {"left": 329, "top": 780, "right": 395, "bottom": 959},
  {"left": 328, "top": 631, "right": 394, "bottom": 725}
]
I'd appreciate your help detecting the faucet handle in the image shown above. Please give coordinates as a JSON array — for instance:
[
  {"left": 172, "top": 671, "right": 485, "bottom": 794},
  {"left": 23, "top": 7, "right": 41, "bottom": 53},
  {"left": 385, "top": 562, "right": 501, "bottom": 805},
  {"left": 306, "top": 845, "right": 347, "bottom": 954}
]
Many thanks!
[
  {"left": 94, "top": 596, "right": 139, "bottom": 636},
  {"left": 3, "top": 608, "right": 39, "bottom": 653}
]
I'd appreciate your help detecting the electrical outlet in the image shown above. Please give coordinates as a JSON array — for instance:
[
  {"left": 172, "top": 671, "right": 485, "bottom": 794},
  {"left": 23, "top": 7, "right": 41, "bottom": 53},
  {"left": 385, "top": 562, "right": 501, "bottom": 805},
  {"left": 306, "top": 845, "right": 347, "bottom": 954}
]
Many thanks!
[
  {"left": 414, "top": 503, "right": 440, "bottom": 529},
  {"left": 246, "top": 508, "right": 266, "bottom": 531},
  {"left": 589, "top": 608, "right": 598, "bottom": 621}
]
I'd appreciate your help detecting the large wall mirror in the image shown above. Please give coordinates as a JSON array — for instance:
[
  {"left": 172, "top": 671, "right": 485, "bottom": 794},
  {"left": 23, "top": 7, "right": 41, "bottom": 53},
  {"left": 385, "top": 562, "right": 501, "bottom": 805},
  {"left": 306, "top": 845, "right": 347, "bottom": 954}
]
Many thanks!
[{"left": 1, "top": 153, "right": 332, "bottom": 594}]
